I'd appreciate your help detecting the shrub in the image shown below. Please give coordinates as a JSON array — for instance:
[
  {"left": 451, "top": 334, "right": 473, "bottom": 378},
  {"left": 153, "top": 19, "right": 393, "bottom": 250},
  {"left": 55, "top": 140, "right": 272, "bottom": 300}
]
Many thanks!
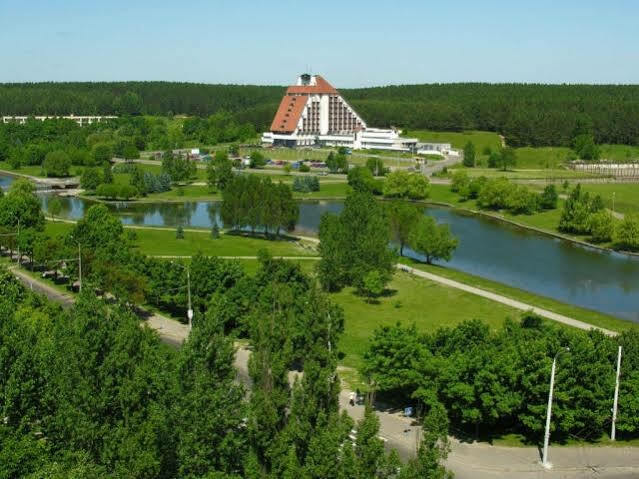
[
  {"left": 383, "top": 171, "right": 430, "bottom": 200},
  {"left": 176, "top": 225, "right": 184, "bottom": 239},
  {"left": 477, "top": 177, "right": 515, "bottom": 210},
  {"left": 450, "top": 170, "right": 470, "bottom": 193},
  {"left": 80, "top": 167, "right": 102, "bottom": 191},
  {"left": 614, "top": 214, "right": 639, "bottom": 251},
  {"left": 588, "top": 211, "right": 616, "bottom": 243},
  {"left": 506, "top": 185, "right": 539, "bottom": 215},
  {"left": 118, "top": 184, "right": 137, "bottom": 200},
  {"left": 96, "top": 183, "right": 119, "bottom": 199},
  {"left": 299, "top": 163, "right": 311, "bottom": 173}
]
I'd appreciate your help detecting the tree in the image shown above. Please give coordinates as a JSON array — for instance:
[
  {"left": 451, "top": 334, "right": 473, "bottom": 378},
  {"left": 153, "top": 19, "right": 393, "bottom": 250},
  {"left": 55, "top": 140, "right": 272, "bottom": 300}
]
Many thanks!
[
  {"left": 573, "top": 134, "right": 600, "bottom": 161},
  {"left": 325, "top": 152, "right": 348, "bottom": 173},
  {"left": 211, "top": 223, "right": 220, "bottom": 239},
  {"left": 317, "top": 190, "right": 395, "bottom": 292},
  {"left": 283, "top": 163, "right": 292, "bottom": 175},
  {"left": 497, "top": 147, "right": 517, "bottom": 171},
  {"left": 539, "top": 184, "right": 558, "bottom": 209},
  {"left": 408, "top": 216, "right": 458, "bottom": 264},
  {"left": 43, "top": 150, "right": 71, "bottom": 177},
  {"left": 387, "top": 201, "right": 422, "bottom": 256},
  {"left": 92, "top": 143, "right": 112, "bottom": 164},
  {"left": 366, "top": 157, "right": 388, "bottom": 176},
  {"left": 463, "top": 141, "right": 476, "bottom": 167},
  {"left": 102, "top": 163, "right": 113, "bottom": 184},
  {"left": 347, "top": 165, "right": 377, "bottom": 193},
  {"left": 80, "top": 167, "right": 102, "bottom": 190},
  {"left": 361, "top": 270, "right": 385, "bottom": 303},
  {"left": 249, "top": 151, "right": 266, "bottom": 168},
  {"left": 383, "top": 171, "right": 430, "bottom": 199},
  {"left": 48, "top": 196, "right": 62, "bottom": 221},
  {"left": 176, "top": 225, "right": 184, "bottom": 239},
  {"left": 0, "top": 180, "right": 45, "bottom": 231}
]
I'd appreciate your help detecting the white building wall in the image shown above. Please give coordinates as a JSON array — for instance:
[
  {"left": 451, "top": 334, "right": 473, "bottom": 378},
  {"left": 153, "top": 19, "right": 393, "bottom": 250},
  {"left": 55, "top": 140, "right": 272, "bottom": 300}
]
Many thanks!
[{"left": 319, "top": 94, "right": 329, "bottom": 135}]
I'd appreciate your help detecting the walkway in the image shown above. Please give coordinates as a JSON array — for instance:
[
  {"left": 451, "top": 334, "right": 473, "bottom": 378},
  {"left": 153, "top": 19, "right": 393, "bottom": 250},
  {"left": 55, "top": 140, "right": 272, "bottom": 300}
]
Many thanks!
[
  {"left": 7, "top": 264, "right": 637, "bottom": 478},
  {"left": 399, "top": 264, "right": 617, "bottom": 336}
]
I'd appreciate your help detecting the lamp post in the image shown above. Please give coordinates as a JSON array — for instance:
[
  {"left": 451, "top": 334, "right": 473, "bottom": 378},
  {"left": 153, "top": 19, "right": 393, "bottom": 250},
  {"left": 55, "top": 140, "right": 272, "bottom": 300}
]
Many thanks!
[
  {"left": 172, "top": 261, "right": 193, "bottom": 330},
  {"left": 542, "top": 347, "right": 570, "bottom": 469},
  {"left": 611, "top": 345, "right": 622, "bottom": 441}
]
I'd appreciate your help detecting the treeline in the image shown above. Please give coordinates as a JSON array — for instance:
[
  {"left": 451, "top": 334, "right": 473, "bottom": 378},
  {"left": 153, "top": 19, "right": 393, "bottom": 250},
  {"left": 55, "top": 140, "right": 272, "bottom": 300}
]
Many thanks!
[
  {"left": 363, "top": 317, "right": 639, "bottom": 442},
  {"left": 2, "top": 82, "right": 639, "bottom": 146}
]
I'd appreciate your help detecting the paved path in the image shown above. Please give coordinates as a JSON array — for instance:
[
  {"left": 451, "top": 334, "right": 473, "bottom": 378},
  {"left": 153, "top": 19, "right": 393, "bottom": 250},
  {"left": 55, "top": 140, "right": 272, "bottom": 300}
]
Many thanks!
[
  {"left": 399, "top": 265, "right": 617, "bottom": 336},
  {"left": 8, "top": 265, "right": 637, "bottom": 478}
]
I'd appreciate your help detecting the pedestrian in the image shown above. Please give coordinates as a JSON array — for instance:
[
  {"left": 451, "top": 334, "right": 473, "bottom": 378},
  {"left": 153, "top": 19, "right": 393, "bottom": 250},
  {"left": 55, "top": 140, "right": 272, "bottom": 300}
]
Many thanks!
[{"left": 349, "top": 392, "right": 355, "bottom": 406}]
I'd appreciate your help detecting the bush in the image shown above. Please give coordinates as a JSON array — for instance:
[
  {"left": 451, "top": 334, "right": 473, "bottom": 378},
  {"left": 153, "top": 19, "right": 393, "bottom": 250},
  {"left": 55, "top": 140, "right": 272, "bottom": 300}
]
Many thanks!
[
  {"left": 118, "top": 184, "right": 137, "bottom": 200},
  {"left": 614, "top": 214, "right": 639, "bottom": 251},
  {"left": 506, "top": 185, "right": 539, "bottom": 215},
  {"left": 43, "top": 150, "right": 71, "bottom": 177},
  {"left": 249, "top": 151, "right": 266, "bottom": 168},
  {"left": 176, "top": 225, "right": 184, "bottom": 239},
  {"left": 476, "top": 177, "right": 515, "bottom": 210},
  {"left": 588, "top": 211, "right": 616, "bottom": 243},
  {"left": 112, "top": 162, "right": 139, "bottom": 174},
  {"left": 450, "top": 170, "right": 470, "bottom": 193},
  {"left": 299, "top": 163, "right": 311, "bottom": 173},
  {"left": 292, "top": 176, "right": 320, "bottom": 193}
]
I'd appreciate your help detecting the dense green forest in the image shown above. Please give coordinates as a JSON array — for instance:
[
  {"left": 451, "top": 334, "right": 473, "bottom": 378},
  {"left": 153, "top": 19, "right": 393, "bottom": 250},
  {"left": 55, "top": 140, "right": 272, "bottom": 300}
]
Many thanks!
[{"left": 1, "top": 81, "right": 639, "bottom": 146}]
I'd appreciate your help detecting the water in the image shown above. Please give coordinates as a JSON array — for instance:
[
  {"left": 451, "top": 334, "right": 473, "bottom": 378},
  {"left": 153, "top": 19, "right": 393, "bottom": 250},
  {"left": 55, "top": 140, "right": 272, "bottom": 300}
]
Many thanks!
[
  {"left": 0, "top": 173, "right": 14, "bottom": 190},
  {"left": 31, "top": 192, "right": 639, "bottom": 322}
]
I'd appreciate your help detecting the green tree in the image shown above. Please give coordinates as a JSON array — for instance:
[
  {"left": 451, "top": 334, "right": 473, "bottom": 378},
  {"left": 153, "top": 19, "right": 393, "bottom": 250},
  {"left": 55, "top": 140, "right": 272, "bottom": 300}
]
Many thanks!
[
  {"left": 347, "top": 165, "right": 377, "bottom": 193},
  {"left": 249, "top": 151, "right": 266, "bottom": 168},
  {"left": 463, "top": 141, "right": 476, "bottom": 167},
  {"left": 318, "top": 190, "right": 395, "bottom": 291},
  {"left": 539, "top": 184, "right": 558, "bottom": 209},
  {"left": 48, "top": 196, "right": 62, "bottom": 221},
  {"left": 91, "top": 143, "right": 112, "bottom": 164},
  {"left": 387, "top": 201, "right": 422, "bottom": 256},
  {"left": 326, "top": 152, "right": 348, "bottom": 173},
  {"left": 408, "top": 216, "right": 458, "bottom": 264},
  {"left": 43, "top": 150, "right": 71, "bottom": 177},
  {"left": 383, "top": 171, "right": 430, "bottom": 199},
  {"left": 102, "top": 163, "right": 113, "bottom": 184},
  {"left": 366, "top": 157, "right": 388, "bottom": 176},
  {"left": 498, "top": 147, "right": 517, "bottom": 171},
  {"left": 361, "top": 270, "right": 385, "bottom": 303},
  {"left": 176, "top": 225, "right": 184, "bottom": 239},
  {"left": 80, "top": 167, "right": 102, "bottom": 190}
]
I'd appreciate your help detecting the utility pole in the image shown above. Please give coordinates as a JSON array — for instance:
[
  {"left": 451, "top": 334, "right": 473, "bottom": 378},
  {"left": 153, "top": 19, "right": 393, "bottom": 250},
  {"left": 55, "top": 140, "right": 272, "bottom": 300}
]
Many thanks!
[
  {"left": 611, "top": 345, "right": 622, "bottom": 441},
  {"left": 542, "top": 347, "right": 570, "bottom": 469},
  {"left": 186, "top": 267, "right": 193, "bottom": 331}
]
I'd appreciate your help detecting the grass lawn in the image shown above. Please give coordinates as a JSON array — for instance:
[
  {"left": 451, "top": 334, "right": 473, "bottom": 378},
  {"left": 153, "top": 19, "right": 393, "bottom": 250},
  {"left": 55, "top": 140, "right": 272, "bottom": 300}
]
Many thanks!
[
  {"left": 409, "top": 130, "right": 502, "bottom": 153},
  {"left": 0, "top": 161, "right": 82, "bottom": 178},
  {"left": 398, "top": 258, "right": 637, "bottom": 334},
  {"left": 45, "top": 221, "right": 319, "bottom": 258},
  {"left": 331, "top": 271, "right": 522, "bottom": 371},
  {"left": 577, "top": 183, "right": 639, "bottom": 216},
  {"left": 454, "top": 166, "right": 601, "bottom": 180}
]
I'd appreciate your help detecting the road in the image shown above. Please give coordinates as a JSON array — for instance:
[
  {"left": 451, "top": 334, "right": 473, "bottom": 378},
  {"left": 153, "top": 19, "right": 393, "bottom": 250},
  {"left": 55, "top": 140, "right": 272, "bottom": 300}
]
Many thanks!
[{"left": 8, "top": 265, "right": 637, "bottom": 478}]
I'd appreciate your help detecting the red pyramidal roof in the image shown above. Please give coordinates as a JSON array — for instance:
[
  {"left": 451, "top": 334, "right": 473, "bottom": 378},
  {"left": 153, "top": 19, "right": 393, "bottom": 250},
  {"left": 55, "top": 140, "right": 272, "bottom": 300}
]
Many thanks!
[{"left": 270, "top": 75, "right": 339, "bottom": 133}]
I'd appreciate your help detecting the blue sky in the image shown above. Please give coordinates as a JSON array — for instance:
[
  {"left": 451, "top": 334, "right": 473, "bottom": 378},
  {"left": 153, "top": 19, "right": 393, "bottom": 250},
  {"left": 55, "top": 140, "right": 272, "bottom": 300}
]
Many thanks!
[{"left": 1, "top": 0, "right": 637, "bottom": 86}]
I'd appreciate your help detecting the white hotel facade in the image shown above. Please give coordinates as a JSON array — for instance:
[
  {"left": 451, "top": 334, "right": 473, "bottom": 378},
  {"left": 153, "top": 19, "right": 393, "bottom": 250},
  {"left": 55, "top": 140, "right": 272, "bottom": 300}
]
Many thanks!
[{"left": 261, "top": 74, "right": 417, "bottom": 152}]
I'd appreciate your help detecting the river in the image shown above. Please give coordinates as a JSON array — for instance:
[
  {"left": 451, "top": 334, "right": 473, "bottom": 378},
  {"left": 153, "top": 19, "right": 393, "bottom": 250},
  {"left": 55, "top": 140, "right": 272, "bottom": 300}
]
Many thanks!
[
  {"left": 35, "top": 193, "right": 639, "bottom": 322},
  {"left": 1, "top": 173, "right": 638, "bottom": 322}
]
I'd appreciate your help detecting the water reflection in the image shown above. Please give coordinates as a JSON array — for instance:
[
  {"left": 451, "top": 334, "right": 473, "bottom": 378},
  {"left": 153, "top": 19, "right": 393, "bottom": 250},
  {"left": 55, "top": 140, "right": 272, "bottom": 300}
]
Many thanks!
[{"left": 29, "top": 190, "right": 639, "bottom": 323}]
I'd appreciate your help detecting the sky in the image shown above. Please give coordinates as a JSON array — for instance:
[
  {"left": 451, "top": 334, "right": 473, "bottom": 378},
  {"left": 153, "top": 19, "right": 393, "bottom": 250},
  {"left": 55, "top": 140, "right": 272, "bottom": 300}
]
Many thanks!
[{"left": 0, "top": 0, "right": 637, "bottom": 87}]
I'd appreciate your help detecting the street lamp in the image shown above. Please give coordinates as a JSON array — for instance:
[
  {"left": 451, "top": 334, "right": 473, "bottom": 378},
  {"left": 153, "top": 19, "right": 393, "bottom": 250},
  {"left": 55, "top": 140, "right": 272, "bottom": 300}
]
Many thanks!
[
  {"left": 611, "top": 345, "right": 623, "bottom": 441},
  {"left": 172, "top": 261, "right": 193, "bottom": 330},
  {"left": 542, "top": 346, "right": 570, "bottom": 469}
]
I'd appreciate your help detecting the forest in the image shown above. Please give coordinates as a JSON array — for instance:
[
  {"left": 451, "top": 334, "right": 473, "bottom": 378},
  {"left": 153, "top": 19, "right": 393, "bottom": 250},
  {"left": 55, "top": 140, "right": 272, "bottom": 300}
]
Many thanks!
[{"left": 1, "top": 82, "right": 639, "bottom": 147}]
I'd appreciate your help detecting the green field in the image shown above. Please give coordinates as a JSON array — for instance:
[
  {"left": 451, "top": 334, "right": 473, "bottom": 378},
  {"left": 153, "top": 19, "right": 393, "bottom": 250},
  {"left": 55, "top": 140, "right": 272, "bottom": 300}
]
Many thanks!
[
  {"left": 327, "top": 271, "right": 522, "bottom": 370},
  {"left": 45, "top": 222, "right": 319, "bottom": 258},
  {"left": 452, "top": 166, "right": 602, "bottom": 180},
  {"left": 398, "top": 259, "right": 636, "bottom": 334},
  {"left": 410, "top": 130, "right": 502, "bottom": 154},
  {"left": 578, "top": 183, "right": 639, "bottom": 216}
]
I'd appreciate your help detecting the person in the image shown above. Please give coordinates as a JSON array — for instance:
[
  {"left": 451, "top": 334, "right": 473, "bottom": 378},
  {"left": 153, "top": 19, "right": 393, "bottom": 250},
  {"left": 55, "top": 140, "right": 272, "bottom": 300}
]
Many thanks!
[{"left": 349, "top": 391, "right": 355, "bottom": 406}]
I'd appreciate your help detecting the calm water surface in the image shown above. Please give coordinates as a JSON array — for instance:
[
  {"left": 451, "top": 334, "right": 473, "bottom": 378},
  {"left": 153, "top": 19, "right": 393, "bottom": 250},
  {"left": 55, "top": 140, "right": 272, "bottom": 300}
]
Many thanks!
[{"left": 34, "top": 192, "right": 639, "bottom": 322}]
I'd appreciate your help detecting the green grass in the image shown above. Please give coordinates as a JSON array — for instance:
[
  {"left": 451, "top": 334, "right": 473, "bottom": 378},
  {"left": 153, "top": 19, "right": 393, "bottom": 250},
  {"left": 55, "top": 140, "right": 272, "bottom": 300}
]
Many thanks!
[
  {"left": 45, "top": 221, "right": 319, "bottom": 258},
  {"left": 454, "top": 167, "right": 601, "bottom": 180},
  {"left": 0, "top": 161, "right": 82, "bottom": 178},
  {"left": 410, "top": 130, "right": 502, "bottom": 153},
  {"left": 398, "top": 258, "right": 637, "bottom": 334},
  {"left": 599, "top": 144, "right": 639, "bottom": 162},
  {"left": 577, "top": 183, "right": 639, "bottom": 216},
  {"left": 331, "top": 271, "right": 522, "bottom": 371}
]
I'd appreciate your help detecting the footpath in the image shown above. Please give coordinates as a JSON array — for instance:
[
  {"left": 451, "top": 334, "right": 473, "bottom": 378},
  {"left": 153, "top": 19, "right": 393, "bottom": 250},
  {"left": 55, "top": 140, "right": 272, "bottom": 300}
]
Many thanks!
[{"left": 9, "top": 264, "right": 638, "bottom": 477}]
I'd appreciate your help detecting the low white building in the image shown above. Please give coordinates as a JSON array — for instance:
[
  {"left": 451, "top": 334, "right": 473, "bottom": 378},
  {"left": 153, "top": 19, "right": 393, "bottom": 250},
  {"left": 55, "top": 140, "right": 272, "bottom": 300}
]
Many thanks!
[
  {"left": 261, "top": 74, "right": 418, "bottom": 152},
  {"left": 2, "top": 114, "right": 117, "bottom": 126}
]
